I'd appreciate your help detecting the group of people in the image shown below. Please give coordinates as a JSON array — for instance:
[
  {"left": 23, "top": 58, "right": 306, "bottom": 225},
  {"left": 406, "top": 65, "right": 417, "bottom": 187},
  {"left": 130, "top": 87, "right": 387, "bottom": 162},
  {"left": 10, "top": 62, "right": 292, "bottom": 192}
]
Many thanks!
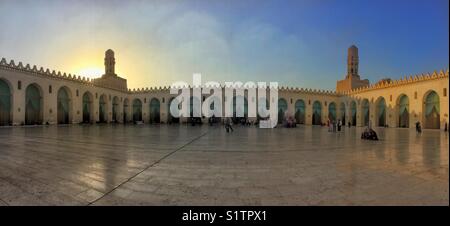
[
  {"left": 327, "top": 119, "right": 343, "bottom": 132},
  {"left": 283, "top": 115, "right": 297, "bottom": 128},
  {"left": 189, "top": 117, "right": 202, "bottom": 126},
  {"left": 219, "top": 117, "right": 447, "bottom": 136},
  {"left": 234, "top": 118, "right": 254, "bottom": 126},
  {"left": 361, "top": 126, "right": 379, "bottom": 140},
  {"left": 361, "top": 120, "right": 379, "bottom": 140}
]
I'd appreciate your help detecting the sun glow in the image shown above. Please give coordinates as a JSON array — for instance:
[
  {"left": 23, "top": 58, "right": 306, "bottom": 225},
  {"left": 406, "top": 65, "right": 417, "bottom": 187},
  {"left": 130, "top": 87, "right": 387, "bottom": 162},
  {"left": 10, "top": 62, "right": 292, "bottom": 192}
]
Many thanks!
[{"left": 76, "top": 67, "right": 104, "bottom": 78}]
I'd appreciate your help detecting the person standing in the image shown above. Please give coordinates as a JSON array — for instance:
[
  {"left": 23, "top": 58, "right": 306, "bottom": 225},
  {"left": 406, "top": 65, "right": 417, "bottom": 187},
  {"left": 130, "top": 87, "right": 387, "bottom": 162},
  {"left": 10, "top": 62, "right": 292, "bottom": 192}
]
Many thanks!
[
  {"left": 415, "top": 121, "right": 422, "bottom": 133},
  {"left": 225, "top": 118, "right": 229, "bottom": 132},
  {"left": 338, "top": 120, "right": 342, "bottom": 131},
  {"left": 327, "top": 119, "right": 331, "bottom": 132},
  {"left": 225, "top": 117, "right": 234, "bottom": 133}
]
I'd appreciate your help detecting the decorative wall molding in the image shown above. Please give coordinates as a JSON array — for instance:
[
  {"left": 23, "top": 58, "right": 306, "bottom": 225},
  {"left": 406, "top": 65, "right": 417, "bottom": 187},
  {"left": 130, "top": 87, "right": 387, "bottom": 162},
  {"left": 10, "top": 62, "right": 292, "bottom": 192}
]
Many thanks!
[{"left": 341, "top": 70, "right": 449, "bottom": 95}]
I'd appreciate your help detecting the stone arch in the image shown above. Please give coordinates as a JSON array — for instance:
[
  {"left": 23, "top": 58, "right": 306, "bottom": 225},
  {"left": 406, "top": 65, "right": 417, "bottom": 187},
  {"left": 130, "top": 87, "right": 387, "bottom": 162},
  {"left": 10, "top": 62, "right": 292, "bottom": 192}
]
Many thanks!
[
  {"left": 82, "top": 91, "right": 93, "bottom": 123},
  {"left": 149, "top": 98, "right": 160, "bottom": 123},
  {"left": 375, "top": 97, "right": 387, "bottom": 127},
  {"left": 257, "top": 97, "right": 270, "bottom": 122},
  {"left": 328, "top": 102, "right": 337, "bottom": 122},
  {"left": 294, "top": 99, "right": 305, "bottom": 124},
  {"left": 423, "top": 90, "right": 440, "bottom": 129},
  {"left": 350, "top": 100, "right": 357, "bottom": 126},
  {"left": 167, "top": 97, "right": 180, "bottom": 124},
  {"left": 189, "top": 96, "right": 201, "bottom": 119},
  {"left": 277, "top": 98, "right": 288, "bottom": 124},
  {"left": 207, "top": 95, "right": 222, "bottom": 122},
  {"left": 99, "top": 94, "right": 108, "bottom": 123},
  {"left": 312, "top": 101, "right": 322, "bottom": 125},
  {"left": 0, "top": 78, "right": 12, "bottom": 126},
  {"left": 112, "top": 96, "right": 119, "bottom": 122},
  {"left": 361, "top": 99, "right": 370, "bottom": 127},
  {"left": 57, "top": 86, "right": 72, "bottom": 124},
  {"left": 123, "top": 98, "right": 130, "bottom": 123},
  {"left": 233, "top": 95, "right": 249, "bottom": 120},
  {"left": 396, "top": 94, "right": 409, "bottom": 128},
  {"left": 339, "top": 102, "right": 346, "bottom": 125},
  {"left": 132, "top": 98, "right": 142, "bottom": 122},
  {"left": 25, "top": 83, "right": 43, "bottom": 125}
]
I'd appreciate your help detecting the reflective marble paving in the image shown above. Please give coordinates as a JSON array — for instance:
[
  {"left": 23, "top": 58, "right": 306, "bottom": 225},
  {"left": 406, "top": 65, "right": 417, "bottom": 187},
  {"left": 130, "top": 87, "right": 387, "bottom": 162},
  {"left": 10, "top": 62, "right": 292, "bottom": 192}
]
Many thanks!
[{"left": 0, "top": 124, "right": 448, "bottom": 206}]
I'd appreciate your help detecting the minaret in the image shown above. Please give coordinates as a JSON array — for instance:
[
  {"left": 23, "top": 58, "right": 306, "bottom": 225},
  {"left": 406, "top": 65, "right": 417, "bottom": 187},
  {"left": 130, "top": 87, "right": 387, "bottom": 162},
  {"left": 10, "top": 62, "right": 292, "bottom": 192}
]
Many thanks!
[
  {"left": 336, "top": 45, "right": 369, "bottom": 92},
  {"left": 104, "top": 49, "right": 116, "bottom": 76},
  {"left": 94, "top": 49, "right": 127, "bottom": 91},
  {"left": 347, "top": 45, "right": 359, "bottom": 78}
]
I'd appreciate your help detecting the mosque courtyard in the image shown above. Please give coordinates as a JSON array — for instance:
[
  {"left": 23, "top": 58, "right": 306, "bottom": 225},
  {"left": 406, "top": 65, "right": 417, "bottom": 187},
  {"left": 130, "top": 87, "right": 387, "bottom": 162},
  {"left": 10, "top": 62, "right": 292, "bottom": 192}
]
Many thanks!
[{"left": 0, "top": 124, "right": 448, "bottom": 206}]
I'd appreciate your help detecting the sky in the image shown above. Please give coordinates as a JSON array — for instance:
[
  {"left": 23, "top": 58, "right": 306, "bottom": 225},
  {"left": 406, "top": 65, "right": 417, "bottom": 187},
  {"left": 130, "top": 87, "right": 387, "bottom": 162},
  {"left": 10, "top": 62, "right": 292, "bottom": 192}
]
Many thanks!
[{"left": 0, "top": 0, "right": 448, "bottom": 90}]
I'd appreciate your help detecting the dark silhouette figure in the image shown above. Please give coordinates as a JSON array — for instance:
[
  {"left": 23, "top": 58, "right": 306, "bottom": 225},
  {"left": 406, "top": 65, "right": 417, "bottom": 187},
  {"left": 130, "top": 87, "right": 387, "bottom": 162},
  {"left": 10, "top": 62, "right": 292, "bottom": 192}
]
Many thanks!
[
  {"left": 225, "top": 117, "right": 234, "bottom": 133},
  {"left": 361, "top": 127, "right": 379, "bottom": 140},
  {"left": 415, "top": 121, "right": 422, "bottom": 133}
]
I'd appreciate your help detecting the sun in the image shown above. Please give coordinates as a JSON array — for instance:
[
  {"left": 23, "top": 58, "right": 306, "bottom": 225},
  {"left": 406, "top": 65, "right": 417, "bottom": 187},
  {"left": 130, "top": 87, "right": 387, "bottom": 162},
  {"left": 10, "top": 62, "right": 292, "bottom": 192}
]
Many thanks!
[{"left": 76, "top": 67, "right": 104, "bottom": 78}]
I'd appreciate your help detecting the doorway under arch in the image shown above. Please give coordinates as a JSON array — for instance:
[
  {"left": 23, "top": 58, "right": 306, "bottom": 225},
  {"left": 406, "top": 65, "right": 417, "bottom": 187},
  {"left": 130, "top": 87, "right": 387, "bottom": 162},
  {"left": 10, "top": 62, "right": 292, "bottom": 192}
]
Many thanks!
[
  {"left": 328, "top": 102, "right": 336, "bottom": 122},
  {"left": 423, "top": 91, "right": 440, "bottom": 129},
  {"left": 25, "top": 83, "right": 43, "bottom": 125},
  {"left": 0, "top": 79, "right": 12, "bottom": 126},
  {"left": 132, "top": 99, "right": 142, "bottom": 122},
  {"left": 350, "top": 101, "right": 357, "bottom": 126},
  {"left": 112, "top": 96, "right": 119, "bottom": 122},
  {"left": 362, "top": 99, "right": 370, "bottom": 127},
  {"left": 57, "top": 87, "right": 71, "bottom": 124},
  {"left": 123, "top": 98, "right": 130, "bottom": 123},
  {"left": 312, "top": 101, "right": 322, "bottom": 125},
  {"left": 99, "top": 95, "right": 108, "bottom": 123},
  {"left": 167, "top": 97, "right": 180, "bottom": 124},
  {"left": 375, "top": 97, "right": 386, "bottom": 127},
  {"left": 277, "top": 98, "right": 288, "bottom": 124},
  {"left": 339, "top": 102, "right": 346, "bottom": 125},
  {"left": 294, "top": 99, "right": 305, "bottom": 124},
  {"left": 397, "top": 94, "right": 409, "bottom": 128},
  {"left": 149, "top": 98, "right": 160, "bottom": 123},
  {"left": 82, "top": 92, "right": 93, "bottom": 123}
]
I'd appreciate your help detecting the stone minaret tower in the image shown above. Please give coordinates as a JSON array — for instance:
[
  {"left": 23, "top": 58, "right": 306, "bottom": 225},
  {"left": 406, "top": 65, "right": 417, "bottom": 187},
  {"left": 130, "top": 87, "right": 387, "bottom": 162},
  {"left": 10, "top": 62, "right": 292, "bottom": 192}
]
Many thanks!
[
  {"left": 94, "top": 49, "right": 127, "bottom": 91},
  {"left": 104, "top": 49, "right": 116, "bottom": 76},
  {"left": 336, "top": 45, "right": 369, "bottom": 92},
  {"left": 347, "top": 45, "right": 359, "bottom": 78}
]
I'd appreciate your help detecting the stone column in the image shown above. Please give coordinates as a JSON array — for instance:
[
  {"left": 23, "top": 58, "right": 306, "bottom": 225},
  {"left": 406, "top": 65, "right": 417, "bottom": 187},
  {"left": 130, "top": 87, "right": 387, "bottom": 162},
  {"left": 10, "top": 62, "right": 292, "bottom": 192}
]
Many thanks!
[
  {"left": 12, "top": 85, "right": 25, "bottom": 125},
  {"left": 357, "top": 101, "right": 362, "bottom": 127},
  {"left": 44, "top": 85, "right": 57, "bottom": 125},
  {"left": 72, "top": 90, "right": 82, "bottom": 124},
  {"left": 305, "top": 99, "right": 313, "bottom": 125},
  {"left": 93, "top": 94, "right": 99, "bottom": 123}
]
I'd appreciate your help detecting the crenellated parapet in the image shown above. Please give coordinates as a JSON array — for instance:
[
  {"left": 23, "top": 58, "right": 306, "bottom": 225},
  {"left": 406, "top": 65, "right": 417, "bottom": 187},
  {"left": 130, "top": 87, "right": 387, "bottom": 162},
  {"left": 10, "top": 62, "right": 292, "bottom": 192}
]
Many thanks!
[
  {"left": 127, "top": 84, "right": 339, "bottom": 96},
  {"left": 2, "top": 56, "right": 446, "bottom": 98},
  {"left": 0, "top": 57, "right": 94, "bottom": 85},
  {"left": 0, "top": 56, "right": 130, "bottom": 92},
  {"left": 279, "top": 86, "right": 339, "bottom": 96},
  {"left": 340, "top": 69, "right": 449, "bottom": 95},
  {"left": 129, "top": 86, "right": 171, "bottom": 93}
]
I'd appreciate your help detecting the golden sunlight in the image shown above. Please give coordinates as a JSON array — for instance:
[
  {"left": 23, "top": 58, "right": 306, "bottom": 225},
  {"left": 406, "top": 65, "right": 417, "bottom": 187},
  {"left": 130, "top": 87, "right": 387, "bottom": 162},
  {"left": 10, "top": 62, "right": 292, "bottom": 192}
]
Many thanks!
[{"left": 76, "top": 67, "right": 104, "bottom": 78}]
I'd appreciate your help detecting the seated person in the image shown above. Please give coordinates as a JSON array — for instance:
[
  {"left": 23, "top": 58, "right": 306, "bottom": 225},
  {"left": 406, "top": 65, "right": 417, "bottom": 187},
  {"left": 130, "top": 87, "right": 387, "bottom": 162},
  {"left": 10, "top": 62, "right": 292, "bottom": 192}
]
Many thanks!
[{"left": 361, "top": 127, "right": 379, "bottom": 140}]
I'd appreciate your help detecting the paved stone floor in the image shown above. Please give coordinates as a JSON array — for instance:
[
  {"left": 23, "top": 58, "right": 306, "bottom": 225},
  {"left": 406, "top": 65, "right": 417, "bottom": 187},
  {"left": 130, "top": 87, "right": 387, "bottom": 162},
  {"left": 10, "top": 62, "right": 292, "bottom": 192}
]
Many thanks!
[{"left": 0, "top": 124, "right": 448, "bottom": 206}]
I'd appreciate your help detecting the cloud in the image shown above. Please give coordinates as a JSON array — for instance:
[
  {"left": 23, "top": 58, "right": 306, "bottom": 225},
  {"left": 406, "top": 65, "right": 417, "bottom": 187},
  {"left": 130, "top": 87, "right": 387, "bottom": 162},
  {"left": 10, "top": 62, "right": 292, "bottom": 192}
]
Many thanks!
[{"left": 0, "top": 1, "right": 309, "bottom": 88}]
